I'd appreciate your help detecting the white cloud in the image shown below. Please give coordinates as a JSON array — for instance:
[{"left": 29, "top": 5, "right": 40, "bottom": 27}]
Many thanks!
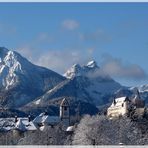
[
  {"left": 16, "top": 46, "right": 33, "bottom": 61},
  {"left": 62, "top": 19, "right": 79, "bottom": 30},
  {"left": 16, "top": 46, "right": 147, "bottom": 81},
  {"left": 101, "top": 54, "right": 147, "bottom": 80},
  {"left": 36, "top": 32, "right": 53, "bottom": 43},
  {"left": 36, "top": 49, "right": 91, "bottom": 74}
]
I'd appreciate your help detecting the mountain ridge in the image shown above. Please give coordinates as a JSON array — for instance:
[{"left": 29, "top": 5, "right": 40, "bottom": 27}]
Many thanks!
[
  {"left": 28, "top": 60, "right": 122, "bottom": 109},
  {"left": 0, "top": 47, "right": 147, "bottom": 117},
  {"left": 0, "top": 47, "right": 66, "bottom": 108}
]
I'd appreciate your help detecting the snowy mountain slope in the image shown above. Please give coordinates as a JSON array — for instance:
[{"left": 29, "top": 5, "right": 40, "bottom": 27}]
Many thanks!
[
  {"left": 1, "top": 47, "right": 147, "bottom": 117},
  {"left": 63, "top": 60, "right": 111, "bottom": 80},
  {"left": 63, "top": 61, "right": 122, "bottom": 105},
  {"left": 137, "top": 84, "right": 148, "bottom": 93},
  {"left": 130, "top": 85, "right": 148, "bottom": 104},
  {"left": 28, "top": 61, "right": 122, "bottom": 108},
  {"left": 0, "top": 47, "right": 66, "bottom": 107},
  {"left": 24, "top": 60, "right": 148, "bottom": 115},
  {"left": 114, "top": 84, "right": 148, "bottom": 104}
]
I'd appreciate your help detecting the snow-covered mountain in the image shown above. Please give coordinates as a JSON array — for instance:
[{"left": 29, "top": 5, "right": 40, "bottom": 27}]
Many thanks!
[
  {"left": 137, "top": 84, "right": 148, "bottom": 93},
  {"left": 1, "top": 47, "right": 147, "bottom": 117},
  {"left": 114, "top": 84, "right": 148, "bottom": 105},
  {"left": 29, "top": 60, "right": 122, "bottom": 108},
  {"left": 0, "top": 47, "right": 66, "bottom": 107},
  {"left": 63, "top": 60, "right": 110, "bottom": 80},
  {"left": 130, "top": 85, "right": 148, "bottom": 104}
]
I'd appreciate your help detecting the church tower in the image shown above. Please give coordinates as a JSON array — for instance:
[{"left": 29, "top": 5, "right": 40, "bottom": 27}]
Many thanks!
[
  {"left": 132, "top": 88, "right": 145, "bottom": 108},
  {"left": 60, "top": 98, "right": 70, "bottom": 127}
]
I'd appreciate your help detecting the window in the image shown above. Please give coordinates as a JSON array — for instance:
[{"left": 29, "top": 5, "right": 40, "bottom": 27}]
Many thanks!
[
  {"left": 122, "top": 103, "right": 124, "bottom": 107},
  {"left": 64, "top": 106, "right": 67, "bottom": 111}
]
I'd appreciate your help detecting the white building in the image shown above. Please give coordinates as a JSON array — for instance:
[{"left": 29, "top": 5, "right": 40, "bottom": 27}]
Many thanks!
[
  {"left": 107, "top": 96, "right": 130, "bottom": 117},
  {"left": 107, "top": 89, "right": 145, "bottom": 118},
  {"left": 0, "top": 117, "right": 37, "bottom": 132}
]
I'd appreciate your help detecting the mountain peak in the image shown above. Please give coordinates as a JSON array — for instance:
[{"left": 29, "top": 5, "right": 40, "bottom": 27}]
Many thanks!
[
  {"left": 64, "top": 60, "right": 101, "bottom": 79},
  {"left": 63, "top": 63, "right": 82, "bottom": 79},
  {"left": 0, "top": 47, "right": 9, "bottom": 58},
  {"left": 0, "top": 47, "right": 65, "bottom": 107},
  {"left": 72, "top": 63, "right": 81, "bottom": 69},
  {"left": 86, "top": 60, "right": 98, "bottom": 68}
]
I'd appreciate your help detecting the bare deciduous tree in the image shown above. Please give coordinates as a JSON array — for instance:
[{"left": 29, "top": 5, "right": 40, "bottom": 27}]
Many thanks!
[
  {"left": 18, "top": 124, "right": 68, "bottom": 145},
  {"left": 72, "top": 115, "right": 145, "bottom": 145}
]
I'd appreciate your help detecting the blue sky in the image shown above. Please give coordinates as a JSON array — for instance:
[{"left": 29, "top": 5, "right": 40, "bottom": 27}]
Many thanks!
[{"left": 0, "top": 2, "right": 148, "bottom": 86}]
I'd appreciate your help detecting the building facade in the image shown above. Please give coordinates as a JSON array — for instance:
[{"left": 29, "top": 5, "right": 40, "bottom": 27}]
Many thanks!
[
  {"left": 107, "top": 90, "right": 145, "bottom": 118},
  {"left": 107, "top": 96, "right": 130, "bottom": 117}
]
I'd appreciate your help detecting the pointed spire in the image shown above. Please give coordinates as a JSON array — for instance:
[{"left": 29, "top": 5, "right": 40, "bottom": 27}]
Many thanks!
[
  {"left": 60, "top": 98, "right": 69, "bottom": 107},
  {"left": 15, "top": 116, "right": 18, "bottom": 123},
  {"left": 113, "top": 98, "right": 116, "bottom": 105},
  {"left": 136, "top": 88, "right": 141, "bottom": 99}
]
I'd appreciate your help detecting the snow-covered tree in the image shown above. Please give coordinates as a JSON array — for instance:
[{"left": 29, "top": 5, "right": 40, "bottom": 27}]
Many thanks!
[
  {"left": 72, "top": 115, "right": 144, "bottom": 145},
  {"left": 18, "top": 124, "right": 68, "bottom": 145}
]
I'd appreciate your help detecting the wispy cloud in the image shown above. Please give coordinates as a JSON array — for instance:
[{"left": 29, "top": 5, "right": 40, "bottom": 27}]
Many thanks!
[
  {"left": 36, "top": 49, "right": 92, "bottom": 74},
  {"left": 17, "top": 46, "right": 93, "bottom": 74},
  {"left": 101, "top": 54, "right": 147, "bottom": 80},
  {"left": 16, "top": 46, "right": 147, "bottom": 81},
  {"left": 62, "top": 19, "right": 79, "bottom": 31},
  {"left": 79, "top": 29, "right": 112, "bottom": 43},
  {"left": 36, "top": 32, "right": 53, "bottom": 43}
]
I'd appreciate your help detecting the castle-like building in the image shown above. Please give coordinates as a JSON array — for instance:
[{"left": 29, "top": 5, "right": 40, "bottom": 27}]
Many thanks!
[
  {"left": 107, "top": 90, "right": 145, "bottom": 118},
  {"left": 107, "top": 96, "right": 130, "bottom": 117}
]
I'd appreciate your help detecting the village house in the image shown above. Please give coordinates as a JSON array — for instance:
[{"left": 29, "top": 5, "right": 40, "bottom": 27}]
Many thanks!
[{"left": 0, "top": 98, "right": 72, "bottom": 133}]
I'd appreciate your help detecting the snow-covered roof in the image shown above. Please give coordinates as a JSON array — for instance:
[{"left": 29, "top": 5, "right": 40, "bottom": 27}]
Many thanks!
[
  {"left": 0, "top": 118, "right": 37, "bottom": 132},
  {"left": 33, "top": 113, "right": 48, "bottom": 123},
  {"left": 33, "top": 113, "right": 60, "bottom": 125},
  {"left": 66, "top": 126, "right": 74, "bottom": 132},
  {"left": 15, "top": 119, "right": 26, "bottom": 131},
  {"left": 19, "top": 118, "right": 37, "bottom": 131},
  {"left": 115, "top": 96, "right": 127, "bottom": 102},
  {"left": 0, "top": 118, "right": 15, "bottom": 131},
  {"left": 110, "top": 96, "right": 129, "bottom": 107}
]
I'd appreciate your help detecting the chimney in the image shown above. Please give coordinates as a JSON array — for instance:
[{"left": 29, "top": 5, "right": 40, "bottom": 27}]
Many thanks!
[
  {"left": 28, "top": 115, "right": 31, "bottom": 122},
  {"left": 15, "top": 116, "right": 18, "bottom": 123},
  {"left": 44, "top": 111, "right": 48, "bottom": 115}
]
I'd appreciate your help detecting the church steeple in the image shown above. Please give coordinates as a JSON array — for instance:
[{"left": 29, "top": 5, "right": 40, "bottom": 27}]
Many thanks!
[
  {"left": 132, "top": 88, "right": 145, "bottom": 108},
  {"left": 60, "top": 98, "right": 70, "bottom": 126},
  {"left": 113, "top": 98, "right": 116, "bottom": 105}
]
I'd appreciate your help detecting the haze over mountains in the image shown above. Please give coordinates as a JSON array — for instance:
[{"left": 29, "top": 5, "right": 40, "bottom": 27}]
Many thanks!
[{"left": 0, "top": 47, "right": 147, "bottom": 116}]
